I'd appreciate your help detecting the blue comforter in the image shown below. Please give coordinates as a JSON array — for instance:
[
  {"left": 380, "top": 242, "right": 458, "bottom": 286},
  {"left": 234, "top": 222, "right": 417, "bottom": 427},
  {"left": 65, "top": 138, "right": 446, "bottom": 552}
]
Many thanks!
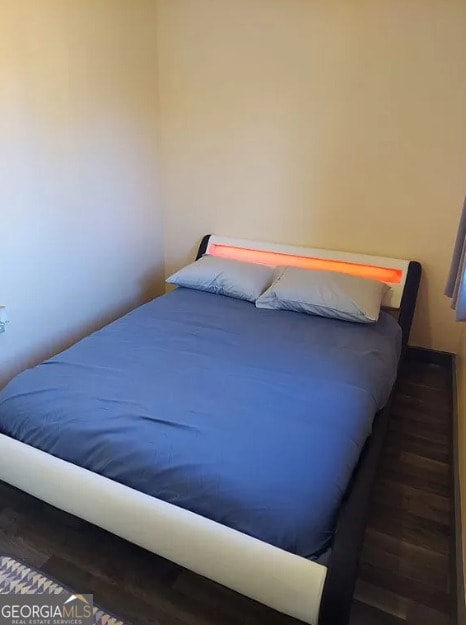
[{"left": 0, "top": 288, "right": 401, "bottom": 558}]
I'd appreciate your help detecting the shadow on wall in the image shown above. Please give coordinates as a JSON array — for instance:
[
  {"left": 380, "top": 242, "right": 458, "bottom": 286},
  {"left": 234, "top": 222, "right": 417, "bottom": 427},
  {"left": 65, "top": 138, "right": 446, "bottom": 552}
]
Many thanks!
[
  {"left": 140, "top": 269, "right": 166, "bottom": 305},
  {"left": 0, "top": 272, "right": 164, "bottom": 391}
]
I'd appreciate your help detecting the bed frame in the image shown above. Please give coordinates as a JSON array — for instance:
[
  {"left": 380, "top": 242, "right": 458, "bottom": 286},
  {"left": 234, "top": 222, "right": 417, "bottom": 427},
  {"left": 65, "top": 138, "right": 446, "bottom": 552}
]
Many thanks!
[{"left": 0, "top": 235, "right": 421, "bottom": 625}]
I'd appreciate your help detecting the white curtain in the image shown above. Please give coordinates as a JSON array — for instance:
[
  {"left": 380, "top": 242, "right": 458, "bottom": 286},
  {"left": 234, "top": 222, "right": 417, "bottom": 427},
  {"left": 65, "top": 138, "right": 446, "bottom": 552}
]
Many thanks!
[{"left": 446, "top": 196, "right": 466, "bottom": 321}]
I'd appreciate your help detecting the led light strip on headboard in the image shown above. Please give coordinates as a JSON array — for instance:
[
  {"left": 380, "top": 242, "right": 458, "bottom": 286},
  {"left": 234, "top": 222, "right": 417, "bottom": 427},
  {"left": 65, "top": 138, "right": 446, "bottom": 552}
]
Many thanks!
[
  {"left": 204, "top": 236, "right": 410, "bottom": 310},
  {"left": 210, "top": 244, "right": 403, "bottom": 284}
]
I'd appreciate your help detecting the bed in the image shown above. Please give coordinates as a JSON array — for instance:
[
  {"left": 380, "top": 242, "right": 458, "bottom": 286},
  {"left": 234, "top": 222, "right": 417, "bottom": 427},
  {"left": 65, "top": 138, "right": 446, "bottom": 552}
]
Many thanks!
[{"left": 0, "top": 235, "right": 421, "bottom": 625}]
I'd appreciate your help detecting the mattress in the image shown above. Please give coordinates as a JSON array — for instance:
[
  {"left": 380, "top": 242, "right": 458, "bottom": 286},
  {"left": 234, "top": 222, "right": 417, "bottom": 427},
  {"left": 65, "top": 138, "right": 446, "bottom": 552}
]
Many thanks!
[{"left": 0, "top": 288, "right": 401, "bottom": 559}]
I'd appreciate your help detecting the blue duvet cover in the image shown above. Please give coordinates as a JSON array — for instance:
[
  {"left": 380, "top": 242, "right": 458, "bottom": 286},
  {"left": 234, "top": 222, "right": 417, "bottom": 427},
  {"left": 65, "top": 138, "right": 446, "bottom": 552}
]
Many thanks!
[{"left": 0, "top": 289, "right": 401, "bottom": 559}]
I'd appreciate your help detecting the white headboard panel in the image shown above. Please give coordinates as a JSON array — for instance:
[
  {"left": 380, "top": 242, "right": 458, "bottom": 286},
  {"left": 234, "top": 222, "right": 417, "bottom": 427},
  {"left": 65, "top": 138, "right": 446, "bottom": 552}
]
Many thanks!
[{"left": 203, "top": 235, "right": 411, "bottom": 310}]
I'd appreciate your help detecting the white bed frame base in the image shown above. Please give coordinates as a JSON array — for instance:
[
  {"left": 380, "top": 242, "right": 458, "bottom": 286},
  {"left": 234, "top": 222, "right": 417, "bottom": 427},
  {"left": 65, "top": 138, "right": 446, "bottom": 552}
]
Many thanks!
[
  {"left": 0, "top": 434, "right": 326, "bottom": 624},
  {"left": 0, "top": 236, "right": 412, "bottom": 624}
]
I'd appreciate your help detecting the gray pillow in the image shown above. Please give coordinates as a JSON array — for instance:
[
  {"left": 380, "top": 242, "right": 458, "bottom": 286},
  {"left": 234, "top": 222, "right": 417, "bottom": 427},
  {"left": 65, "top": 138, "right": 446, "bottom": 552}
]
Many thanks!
[
  {"left": 166, "top": 255, "right": 275, "bottom": 302},
  {"left": 255, "top": 267, "right": 390, "bottom": 323}
]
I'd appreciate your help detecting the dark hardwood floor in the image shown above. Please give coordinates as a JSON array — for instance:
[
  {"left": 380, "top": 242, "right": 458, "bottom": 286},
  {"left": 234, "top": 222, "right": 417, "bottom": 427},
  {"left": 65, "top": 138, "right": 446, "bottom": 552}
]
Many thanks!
[
  {"left": 0, "top": 358, "right": 454, "bottom": 625},
  {"left": 354, "top": 358, "right": 453, "bottom": 625}
]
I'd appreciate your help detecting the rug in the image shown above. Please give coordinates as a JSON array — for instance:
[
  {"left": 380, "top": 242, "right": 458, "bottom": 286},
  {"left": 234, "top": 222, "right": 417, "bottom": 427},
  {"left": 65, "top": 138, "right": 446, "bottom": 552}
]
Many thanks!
[{"left": 0, "top": 555, "right": 128, "bottom": 625}]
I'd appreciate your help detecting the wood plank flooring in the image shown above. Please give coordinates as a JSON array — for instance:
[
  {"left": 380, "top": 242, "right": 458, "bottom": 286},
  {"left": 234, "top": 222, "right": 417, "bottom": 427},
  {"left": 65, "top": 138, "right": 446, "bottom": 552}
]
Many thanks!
[
  {"left": 0, "top": 358, "right": 454, "bottom": 624},
  {"left": 354, "top": 358, "right": 453, "bottom": 625}
]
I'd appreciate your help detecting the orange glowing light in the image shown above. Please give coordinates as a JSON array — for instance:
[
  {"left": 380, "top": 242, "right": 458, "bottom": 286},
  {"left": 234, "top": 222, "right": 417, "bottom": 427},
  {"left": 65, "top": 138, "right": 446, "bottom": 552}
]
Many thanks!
[{"left": 209, "top": 244, "right": 402, "bottom": 284}]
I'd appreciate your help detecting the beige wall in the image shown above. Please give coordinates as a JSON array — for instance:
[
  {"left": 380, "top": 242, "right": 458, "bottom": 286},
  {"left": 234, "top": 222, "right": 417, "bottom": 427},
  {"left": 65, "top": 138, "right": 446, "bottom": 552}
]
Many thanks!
[
  {"left": 0, "top": 1, "right": 163, "bottom": 385},
  {"left": 157, "top": 0, "right": 466, "bottom": 352},
  {"left": 2, "top": 0, "right": 465, "bottom": 380}
]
